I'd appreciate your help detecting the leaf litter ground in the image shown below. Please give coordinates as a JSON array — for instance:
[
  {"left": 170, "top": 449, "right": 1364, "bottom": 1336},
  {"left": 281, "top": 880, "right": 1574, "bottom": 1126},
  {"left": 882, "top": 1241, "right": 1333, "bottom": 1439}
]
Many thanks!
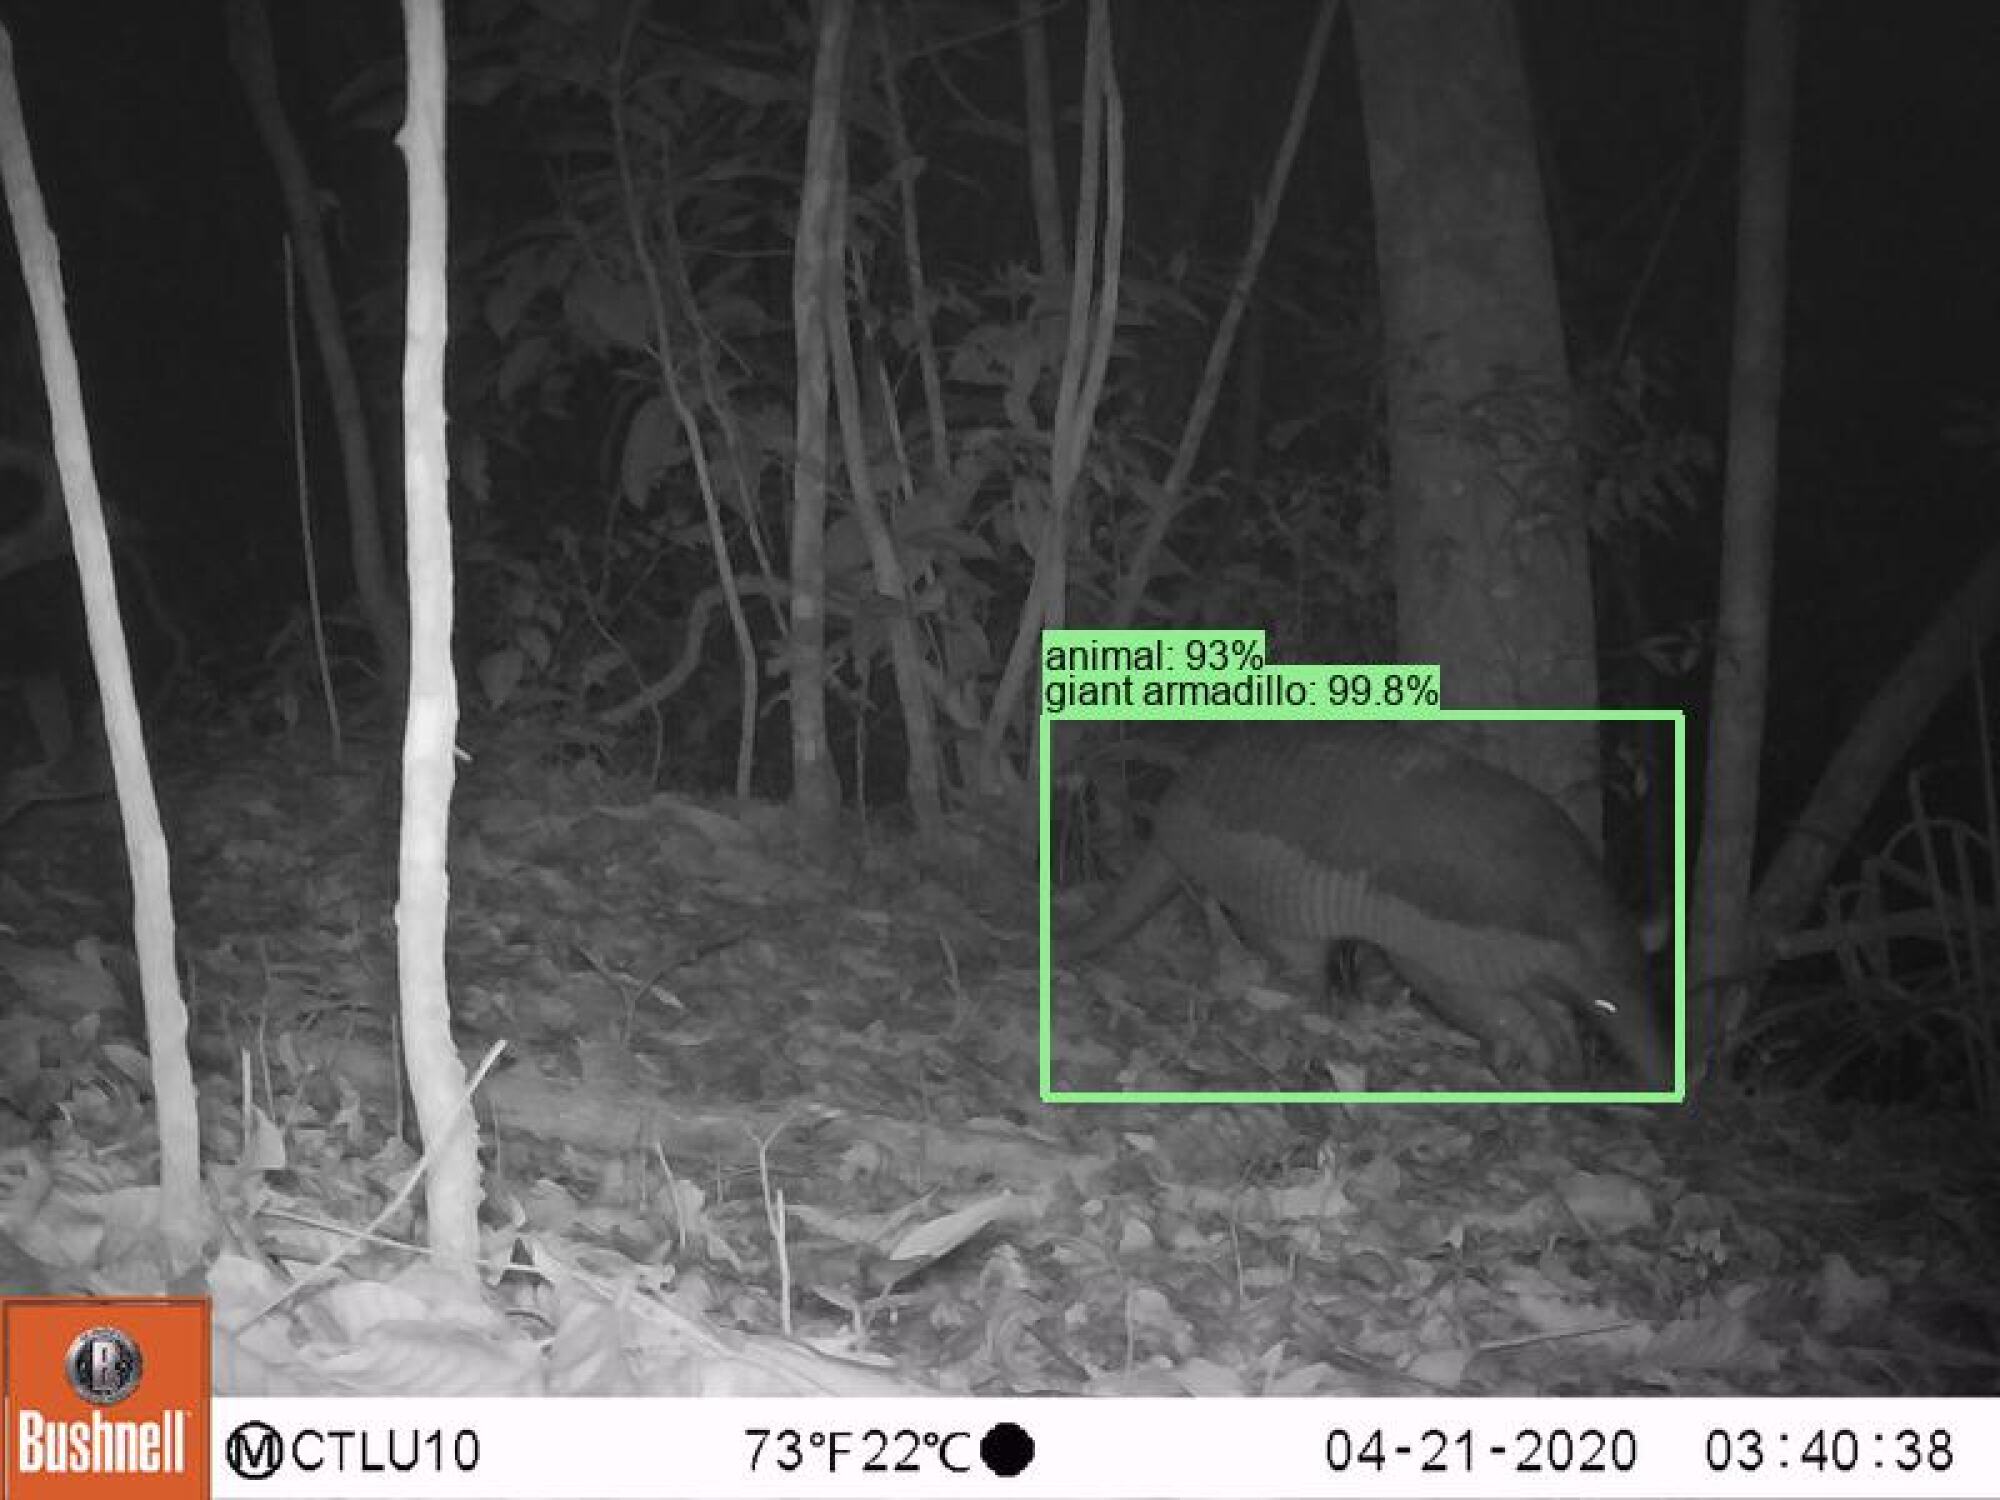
[{"left": 0, "top": 719, "right": 1993, "bottom": 1396}]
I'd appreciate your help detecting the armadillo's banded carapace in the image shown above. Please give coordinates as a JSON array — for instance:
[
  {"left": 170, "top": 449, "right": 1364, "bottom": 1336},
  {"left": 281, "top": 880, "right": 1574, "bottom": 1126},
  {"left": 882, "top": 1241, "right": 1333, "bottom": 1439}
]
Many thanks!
[{"left": 1065, "top": 721, "right": 1669, "bottom": 1090}]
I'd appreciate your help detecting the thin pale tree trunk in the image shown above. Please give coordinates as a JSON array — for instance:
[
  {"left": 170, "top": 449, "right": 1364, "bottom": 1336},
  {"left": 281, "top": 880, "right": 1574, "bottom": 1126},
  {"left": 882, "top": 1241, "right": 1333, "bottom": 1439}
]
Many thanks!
[
  {"left": 0, "top": 21, "right": 203, "bottom": 1265},
  {"left": 395, "top": 0, "right": 481, "bottom": 1274}
]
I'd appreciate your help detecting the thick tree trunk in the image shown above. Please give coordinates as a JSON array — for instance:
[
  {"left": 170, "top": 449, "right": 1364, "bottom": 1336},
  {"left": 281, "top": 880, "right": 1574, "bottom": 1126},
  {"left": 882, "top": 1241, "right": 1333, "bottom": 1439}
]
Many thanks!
[{"left": 1351, "top": 0, "right": 1599, "bottom": 829}]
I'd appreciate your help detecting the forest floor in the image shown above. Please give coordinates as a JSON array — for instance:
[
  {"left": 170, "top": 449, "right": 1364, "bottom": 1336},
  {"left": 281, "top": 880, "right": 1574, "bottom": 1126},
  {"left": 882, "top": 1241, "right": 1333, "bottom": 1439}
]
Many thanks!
[{"left": 0, "top": 718, "right": 1993, "bottom": 1396}]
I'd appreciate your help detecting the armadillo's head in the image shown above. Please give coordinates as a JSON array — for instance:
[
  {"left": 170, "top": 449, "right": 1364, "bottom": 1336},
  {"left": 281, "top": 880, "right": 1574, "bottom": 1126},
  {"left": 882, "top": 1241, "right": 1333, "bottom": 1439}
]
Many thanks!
[{"left": 1578, "top": 923, "right": 1673, "bottom": 1092}]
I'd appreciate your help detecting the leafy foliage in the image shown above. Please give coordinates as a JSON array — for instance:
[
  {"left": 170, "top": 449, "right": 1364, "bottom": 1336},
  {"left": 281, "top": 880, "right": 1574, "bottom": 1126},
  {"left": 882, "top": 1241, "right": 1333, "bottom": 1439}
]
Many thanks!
[{"left": 323, "top": 2, "right": 1711, "bottom": 792}]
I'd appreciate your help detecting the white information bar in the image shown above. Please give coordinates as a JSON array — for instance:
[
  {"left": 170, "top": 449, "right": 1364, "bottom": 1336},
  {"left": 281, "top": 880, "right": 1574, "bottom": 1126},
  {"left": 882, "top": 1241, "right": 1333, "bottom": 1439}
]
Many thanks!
[{"left": 210, "top": 1397, "right": 1995, "bottom": 1498}]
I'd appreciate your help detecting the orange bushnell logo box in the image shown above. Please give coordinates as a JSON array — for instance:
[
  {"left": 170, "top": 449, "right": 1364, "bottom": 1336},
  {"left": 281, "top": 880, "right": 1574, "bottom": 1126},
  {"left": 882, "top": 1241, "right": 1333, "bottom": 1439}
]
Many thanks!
[{"left": 2, "top": 1298, "right": 208, "bottom": 1499}]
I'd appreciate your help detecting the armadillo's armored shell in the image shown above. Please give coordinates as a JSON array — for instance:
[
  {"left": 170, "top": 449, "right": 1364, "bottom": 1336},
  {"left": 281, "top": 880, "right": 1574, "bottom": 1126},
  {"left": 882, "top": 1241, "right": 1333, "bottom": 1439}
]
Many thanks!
[{"left": 1066, "top": 721, "right": 1668, "bottom": 1089}]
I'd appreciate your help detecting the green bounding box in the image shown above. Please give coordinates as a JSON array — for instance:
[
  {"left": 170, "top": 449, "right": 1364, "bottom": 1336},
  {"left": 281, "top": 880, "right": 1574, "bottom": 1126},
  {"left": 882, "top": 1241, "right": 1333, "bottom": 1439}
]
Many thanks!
[{"left": 1037, "top": 685, "right": 1686, "bottom": 1106}]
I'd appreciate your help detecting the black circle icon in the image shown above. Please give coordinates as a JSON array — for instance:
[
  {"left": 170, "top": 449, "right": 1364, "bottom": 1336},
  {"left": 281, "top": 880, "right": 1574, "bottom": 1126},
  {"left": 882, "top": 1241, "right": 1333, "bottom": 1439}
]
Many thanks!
[{"left": 980, "top": 1421, "right": 1035, "bottom": 1477}]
